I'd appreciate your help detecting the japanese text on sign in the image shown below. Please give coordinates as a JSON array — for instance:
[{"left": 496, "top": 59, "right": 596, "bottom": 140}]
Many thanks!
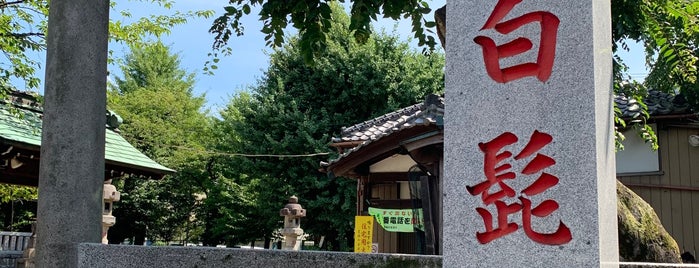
[
  {"left": 474, "top": 0, "right": 560, "bottom": 83},
  {"left": 466, "top": 130, "right": 572, "bottom": 245},
  {"left": 368, "top": 207, "right": 424, "bottom": 233},
  {"left": 354, "top": 216, "right": 374, "bottom": 253}
]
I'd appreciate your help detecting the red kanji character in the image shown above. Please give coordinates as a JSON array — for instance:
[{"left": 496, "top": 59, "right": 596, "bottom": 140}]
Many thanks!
[
  {"left": 474, "top": 0, "right": 560, "bottom": 83},
  {"left": 475, "top": 200, "right": 522, "bottom": 244},
  {"left": 520, "top": 197, "right": 572, "bottom": 245},
  {"left": 516, "top": 130, "right": 559, "bottom": 195},
  {"left": 467, "top": 130, "right": 572, "bottom": 245},
  {"left": 467, "top": 132, "right": 518, "bottom": 205},
  {"left": 514, "top": 130, "right": 552, "bottom": 160},
  {"left": 522, "top": 173, "right": 559, "bottom": 196}
]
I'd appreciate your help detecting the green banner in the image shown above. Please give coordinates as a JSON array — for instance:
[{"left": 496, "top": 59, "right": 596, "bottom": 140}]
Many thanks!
[{"left": 368, "top": 207, "right": 424, "bottom": 233}]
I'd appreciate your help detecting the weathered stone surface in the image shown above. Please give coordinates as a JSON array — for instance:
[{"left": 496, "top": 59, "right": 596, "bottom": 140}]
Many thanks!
[
  {"left": 76, "top": 244, "right": 442, "bottom": 268},
  {"left": 36, "top": 0, "right": 109, "bottom": 266},
  {"left": 73, "top": 243, "right": 699, "bottom": 268},
  {"left": 617, "top": 181, "right": 681, "bottom": 263},
  {"left": 444, "top": 1, "right": 618, "bottom": 266},
  {"left": 435, "top": 2, "right": 682, "bottom": 265}
]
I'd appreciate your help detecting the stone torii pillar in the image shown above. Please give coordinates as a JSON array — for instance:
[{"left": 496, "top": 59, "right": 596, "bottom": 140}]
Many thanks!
[
  {"left": 280, "top": 196, "right": 306, "bottom": 250},
  {"left": 36, "top": 0, "right": 109, "bottom": 266}
]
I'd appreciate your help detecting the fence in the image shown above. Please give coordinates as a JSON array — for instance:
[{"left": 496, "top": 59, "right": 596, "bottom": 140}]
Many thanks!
[{"left": 0, "top": 232, "right": 31, "bottom": 268}]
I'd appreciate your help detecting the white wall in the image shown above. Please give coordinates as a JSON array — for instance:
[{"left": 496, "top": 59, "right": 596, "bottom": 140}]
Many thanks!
[{"left": 616, "top": 124, "right": 659, "bottom": 174}]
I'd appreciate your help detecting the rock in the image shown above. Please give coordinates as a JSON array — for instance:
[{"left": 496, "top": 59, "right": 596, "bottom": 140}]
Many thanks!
[{"left": 617, "top": 180, "right": 681, "bottom": 263}]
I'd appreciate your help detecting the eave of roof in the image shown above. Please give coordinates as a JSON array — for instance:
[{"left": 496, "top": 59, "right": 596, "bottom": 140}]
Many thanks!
[
  {"left": 323, "top": 94, "right": 444, "bottom": 177},
  {"left": 326, "top": 124, "right": 440, "bottom": 178},
  {"left": 324, "top": 90, "right": 696, "bottom": 177},
  {"left": 615, "top": 90, "right": 693, "bottom": 119},
  {"left": 0, "top": 93, "right": 174, "bottom": 177},
  {"left": 332, "top": 94, "right": 444, "bottom": 144}
]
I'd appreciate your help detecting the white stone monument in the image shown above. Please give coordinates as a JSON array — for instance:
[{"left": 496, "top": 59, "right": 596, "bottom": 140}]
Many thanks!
[{"left": 444, "top": 0, "right": 618, "bottom": 267}]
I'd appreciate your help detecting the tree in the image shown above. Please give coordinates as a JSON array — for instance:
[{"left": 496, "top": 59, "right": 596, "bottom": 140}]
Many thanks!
[
  {"left": 211, "top": 1, "right": 699, "bottom": 149},
  {"left": 0, "top": 0, "right": 48, "bottom": 91},
  {"left": 0, "top": 0, "right": 213, "bottom": 94},
  {"left": 0, "top": 184, "right": 37, "bottom": 231},
  {"left": 210, "top": 0, "right": 437, "bottom": 63},
  {"left": 612, "top": 0, "right": 698, "bottom": 101},
  {"left": 611, "top": 0, "right": 698, "bottom": 149},
  {"left": 215, "top": 2, "right": 444, "bottom": 250},
  {"left": 106, "top": 41, "right": 211, "bottom": 245},
  {"left": 0, "top": 1, "right": 213, "bottom": 237},
  {"left": 197, "top": 92, "right": 264, "bottom": 247}
]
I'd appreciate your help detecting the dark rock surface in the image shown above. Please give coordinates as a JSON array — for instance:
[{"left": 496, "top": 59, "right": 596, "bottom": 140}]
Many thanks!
[{"left": 618, "top": 181, "right": 682, "bottom": 263}]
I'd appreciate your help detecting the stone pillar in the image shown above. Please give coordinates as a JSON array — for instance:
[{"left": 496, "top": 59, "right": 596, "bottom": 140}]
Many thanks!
[
  {"left": 279, "top": 196, "right": 306, "bottom": 250},
  {"left": 102, "top": 180, "right": 120, "bottom": 244},
  {"left": 36, "top": 0, "right": 109, "bottom": 266},
  {"left": 444, "top": 0, "right": 618, "bottom": 267}
]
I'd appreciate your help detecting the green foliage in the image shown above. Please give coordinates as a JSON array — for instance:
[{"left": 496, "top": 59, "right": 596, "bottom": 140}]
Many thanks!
[
  {"left": 210, "top": 0, "right": 437, "bottom": 63},
  {"left": 214, "top": 3, "right": 444, "bottom": 249},
  {"left": 211, "top": 0, "right": 699, "bottom": 151},
  {"left": 0, "top": 184, "right": 37, "bottom": 203},
  {"left": 107, "top": 41, "right": 211, "bottom": 245},
  {"left": 0, "top": 0, "right": 48, "bottom": 93},
  {"left": 108, "top": 1, "right": 215, "bottom": 65},
  {"left": 0, "top": 0, "right": 212, "bottom": 96},
  {"left": 195, "top": 158, "right": 262, "bottom": 246},
  {"left": 612, "top": 0, "right": 699, "bottom": 150},
  {"left": 0, "top": 184, "right": 37, "bottom": 231}
]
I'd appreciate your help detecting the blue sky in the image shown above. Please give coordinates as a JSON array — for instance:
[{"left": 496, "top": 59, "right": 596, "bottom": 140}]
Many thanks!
[
  {"left": 115, "top": 0, "right": 647, "bottom": 113},
  {"left": 16, "top": 0, "right": 648, "bottom": 113},
  {"left": 108, "top": 0, "right": 271, "bottom": 112},
  {"left": 102, "top": 0, "right": 452, "bottom": 113}
]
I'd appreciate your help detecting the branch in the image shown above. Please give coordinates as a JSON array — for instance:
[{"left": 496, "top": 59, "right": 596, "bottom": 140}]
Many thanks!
[
  {"left": 17, "top": 5, "right": 45, "bottom": 15},
  {"left": 0, "top": 0, "right": 27, "bottom": 9},
  {"left": 0, "top": 32, "right": 44, "bottom": 38}
]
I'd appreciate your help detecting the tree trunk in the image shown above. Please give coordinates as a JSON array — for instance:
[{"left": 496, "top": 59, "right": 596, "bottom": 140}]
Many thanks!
[
  {"left": 435, "top": 5, "right": 446, "bottom": 49},
  {"left": 264, "top": 236, "right": 271, "bottom": 249},
  {"left": 323, "top": 231, "right": 339, "bottom": 251},
  {"left": 134, "top": 229, "right": 146, "bottom": 245}
]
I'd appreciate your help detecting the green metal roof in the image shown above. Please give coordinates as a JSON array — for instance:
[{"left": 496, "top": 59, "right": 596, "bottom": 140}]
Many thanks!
[{"left": 0, "top": 95, "right": 174, "bottom": 176}]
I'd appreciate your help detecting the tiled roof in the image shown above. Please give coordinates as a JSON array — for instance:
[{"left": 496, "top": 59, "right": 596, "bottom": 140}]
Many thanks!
[
  {"left": 323, "top": 94, "right": 443, "bottom": 168},
  {"left": 615, "top": 90, "right": 691, "bottom": 119},
  {"left": 336, "top": 90, "right": 690, "bottom": 145},
  {"left": 0, "top": 92, "right": 174, "bottom": 176},
  {"left": 333, "top": 94, "right": 444, "bottom": 144},
  {"left": 324, "top": 90, "right": 692, "bottom": 170}
]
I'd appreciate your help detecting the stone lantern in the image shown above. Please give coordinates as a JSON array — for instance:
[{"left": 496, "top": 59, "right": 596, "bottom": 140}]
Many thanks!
[
  {"left": 279, "top": 195, "right": 306, "bottom": 250},
  {"left": 102, "top": 179, "right": 120, "bottom": 244}
]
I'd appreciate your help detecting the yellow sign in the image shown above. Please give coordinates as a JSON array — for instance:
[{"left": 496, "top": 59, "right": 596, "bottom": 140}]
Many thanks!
[{"left": 354, "top": 216, "right": 374, "bottom": 253}]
